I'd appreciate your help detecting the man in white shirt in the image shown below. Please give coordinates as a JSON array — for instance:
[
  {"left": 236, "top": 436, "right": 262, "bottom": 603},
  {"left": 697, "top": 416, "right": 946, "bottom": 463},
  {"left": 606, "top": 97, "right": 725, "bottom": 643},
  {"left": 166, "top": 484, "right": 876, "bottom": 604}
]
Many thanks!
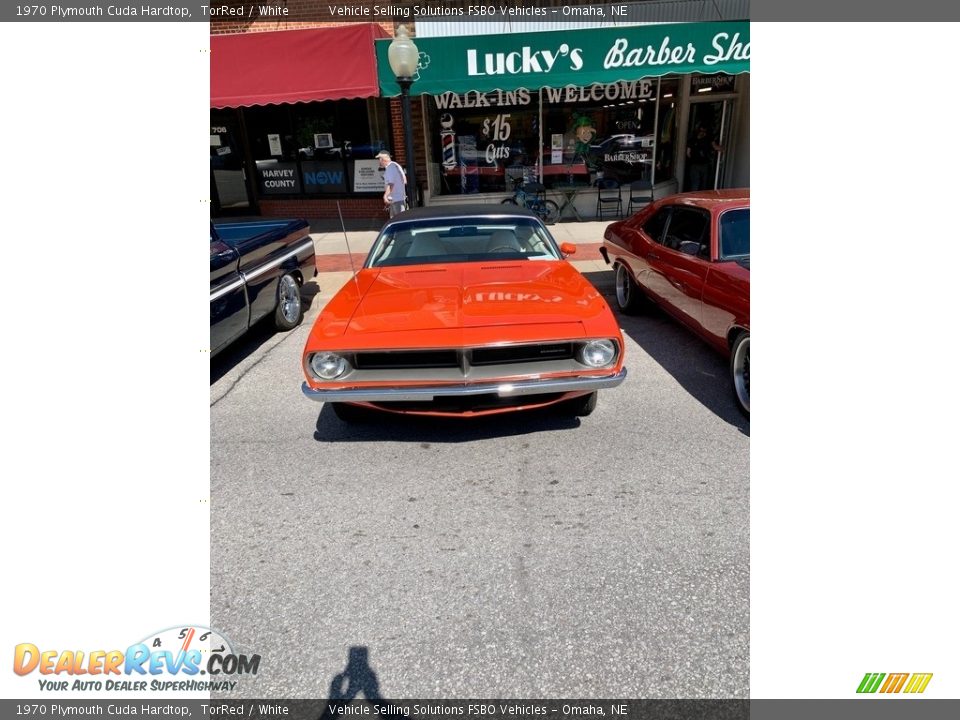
[{"left": 377, "top": 151, "right": 407, "bottom": 218}]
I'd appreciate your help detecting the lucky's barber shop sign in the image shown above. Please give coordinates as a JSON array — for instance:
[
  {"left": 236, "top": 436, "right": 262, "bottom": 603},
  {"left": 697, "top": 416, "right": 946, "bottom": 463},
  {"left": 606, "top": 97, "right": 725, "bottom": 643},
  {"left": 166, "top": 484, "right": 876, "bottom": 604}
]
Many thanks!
[{"left": 376, "top": 21, "right": 749, "bottom": 97}]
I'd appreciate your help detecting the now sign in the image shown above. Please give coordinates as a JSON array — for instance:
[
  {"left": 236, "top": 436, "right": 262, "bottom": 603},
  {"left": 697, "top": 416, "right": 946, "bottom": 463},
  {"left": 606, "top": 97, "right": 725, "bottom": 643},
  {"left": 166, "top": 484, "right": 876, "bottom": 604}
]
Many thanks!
[{"left": 302, "top": 162, "right": 347, "bottom": 193}]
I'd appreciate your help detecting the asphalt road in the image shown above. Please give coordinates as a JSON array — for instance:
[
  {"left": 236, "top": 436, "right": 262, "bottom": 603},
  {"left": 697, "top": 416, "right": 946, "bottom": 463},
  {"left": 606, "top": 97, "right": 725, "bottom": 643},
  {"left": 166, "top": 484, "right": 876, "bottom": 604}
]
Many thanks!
[{"left": 210, "top": 270, "right": 750, "bottom": 699}]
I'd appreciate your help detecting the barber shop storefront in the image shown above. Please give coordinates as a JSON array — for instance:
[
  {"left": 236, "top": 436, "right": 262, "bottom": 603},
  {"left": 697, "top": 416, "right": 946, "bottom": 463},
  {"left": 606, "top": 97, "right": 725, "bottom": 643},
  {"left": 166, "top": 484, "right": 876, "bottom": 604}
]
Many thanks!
[
  {"left": 210, "top": 23, "right": 396, "bottom": 219},
  {"left": 376, "top": 21, "right": 749, "bottom": 217}
]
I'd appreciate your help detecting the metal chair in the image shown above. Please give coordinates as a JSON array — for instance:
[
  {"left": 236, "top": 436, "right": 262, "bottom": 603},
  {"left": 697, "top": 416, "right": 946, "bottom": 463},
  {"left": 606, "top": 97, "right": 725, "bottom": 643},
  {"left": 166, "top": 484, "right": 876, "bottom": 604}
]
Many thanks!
[
  {"left": 626, "top": 181, "right": 654, "bottom": 216},
  {"left": 595, "top": 178, "right": 622, "bottom": 219}
]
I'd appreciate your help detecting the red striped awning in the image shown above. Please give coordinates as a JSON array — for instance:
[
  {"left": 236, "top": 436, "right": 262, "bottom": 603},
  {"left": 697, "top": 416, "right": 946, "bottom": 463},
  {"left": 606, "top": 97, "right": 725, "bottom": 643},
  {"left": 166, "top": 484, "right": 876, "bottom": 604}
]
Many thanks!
[{"left": 211, "top": 24, "right": 389, "bottom": 108}]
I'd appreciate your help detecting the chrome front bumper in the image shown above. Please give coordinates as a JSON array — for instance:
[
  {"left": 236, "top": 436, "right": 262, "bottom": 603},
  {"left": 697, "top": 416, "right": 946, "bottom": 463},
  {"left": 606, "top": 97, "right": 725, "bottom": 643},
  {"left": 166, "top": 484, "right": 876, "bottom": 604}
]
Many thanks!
[{"left": 301, "top": 368, "right": 627, "bottom": 403}]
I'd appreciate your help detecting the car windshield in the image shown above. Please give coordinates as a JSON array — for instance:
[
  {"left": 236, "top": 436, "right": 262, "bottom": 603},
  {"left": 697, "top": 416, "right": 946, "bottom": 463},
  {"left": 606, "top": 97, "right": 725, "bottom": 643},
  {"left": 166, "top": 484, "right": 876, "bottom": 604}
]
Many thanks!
[
  {"left": 367, "top": 218, "right": 562, "bottom": 268},
  {"left": 719, "top": 208, "right": 750, "bottom": 259}
]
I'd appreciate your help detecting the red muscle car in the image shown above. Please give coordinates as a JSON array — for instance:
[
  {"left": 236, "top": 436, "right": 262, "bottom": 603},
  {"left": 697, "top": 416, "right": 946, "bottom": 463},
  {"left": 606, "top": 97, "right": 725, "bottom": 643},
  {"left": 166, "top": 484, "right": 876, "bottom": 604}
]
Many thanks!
[
  {"left": 600, "top": 189, "right": 749, "bottom": 416},
  {"left": 301, "top": 205, "right": 626, "bottom": 421}
]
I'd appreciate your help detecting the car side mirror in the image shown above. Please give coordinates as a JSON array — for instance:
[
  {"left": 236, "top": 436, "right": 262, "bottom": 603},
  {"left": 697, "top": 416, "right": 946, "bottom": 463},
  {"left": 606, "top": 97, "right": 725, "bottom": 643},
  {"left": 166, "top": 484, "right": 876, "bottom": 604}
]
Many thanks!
[
  {"left": 678, "top": 240, "right": 700, "bottom": 256},
  {"left": 560, "top": 242, "right": 577, "bottom": 256}
]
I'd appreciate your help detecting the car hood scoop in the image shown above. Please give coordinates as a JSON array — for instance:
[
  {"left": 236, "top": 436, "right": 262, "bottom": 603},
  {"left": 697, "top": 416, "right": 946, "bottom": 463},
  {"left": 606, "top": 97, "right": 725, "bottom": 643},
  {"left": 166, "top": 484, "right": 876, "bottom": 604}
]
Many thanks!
[{"left": 346, "top": 262, "right": 604, "bottom": 335}]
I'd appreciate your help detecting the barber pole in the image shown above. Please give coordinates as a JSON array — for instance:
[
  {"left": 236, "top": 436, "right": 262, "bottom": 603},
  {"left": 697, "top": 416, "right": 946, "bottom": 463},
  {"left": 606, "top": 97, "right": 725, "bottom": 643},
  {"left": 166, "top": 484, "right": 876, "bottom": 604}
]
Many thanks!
[{"left": 440, "top": 112, "right": 457, "bottom": 169}]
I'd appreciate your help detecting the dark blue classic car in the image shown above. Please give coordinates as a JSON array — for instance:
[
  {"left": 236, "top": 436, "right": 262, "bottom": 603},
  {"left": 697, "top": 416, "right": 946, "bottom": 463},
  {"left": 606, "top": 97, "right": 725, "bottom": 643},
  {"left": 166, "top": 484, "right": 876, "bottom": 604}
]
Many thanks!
[{"left": 210, "top": 219, "right": 317, "bottom": 355}]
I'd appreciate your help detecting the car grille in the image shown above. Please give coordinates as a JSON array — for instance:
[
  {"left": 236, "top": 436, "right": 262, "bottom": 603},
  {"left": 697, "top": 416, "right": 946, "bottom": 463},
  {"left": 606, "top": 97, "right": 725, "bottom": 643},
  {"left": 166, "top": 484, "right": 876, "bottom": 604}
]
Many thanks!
[
  {"left": 353, "top": 350, "right": 459, "bottom": 370},
  {"left": 470, "top": 343, "right": 574, "bottom": 366},
  {"left": 353, "top": 343, "right": 575, "bottom": 371}
]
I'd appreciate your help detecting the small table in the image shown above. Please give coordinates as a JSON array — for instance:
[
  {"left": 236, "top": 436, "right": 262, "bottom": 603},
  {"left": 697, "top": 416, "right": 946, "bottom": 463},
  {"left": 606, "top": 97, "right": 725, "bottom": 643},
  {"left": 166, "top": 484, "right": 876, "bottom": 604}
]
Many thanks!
[{"left": 555, "top": 183, "right": 591, "bottom": 221}]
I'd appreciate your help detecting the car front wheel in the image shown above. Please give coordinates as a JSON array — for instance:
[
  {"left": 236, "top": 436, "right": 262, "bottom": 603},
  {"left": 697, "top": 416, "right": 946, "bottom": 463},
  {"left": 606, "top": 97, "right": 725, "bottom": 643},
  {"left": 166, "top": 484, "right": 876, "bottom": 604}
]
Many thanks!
[
  {"left": 615, "top": 263, "right": 643, "bottom": 314},
  {"left": 566, "top": 391, "right": 598, "bottom": 417},
  {"left": 331, "top": 402, "right": 369, "bottom": 423},
  {"left": 274, "top": 273, "right": 303, "bottom": 331},
  {"left": 731, "top": 332, "right": 750, "bottom": 417}
]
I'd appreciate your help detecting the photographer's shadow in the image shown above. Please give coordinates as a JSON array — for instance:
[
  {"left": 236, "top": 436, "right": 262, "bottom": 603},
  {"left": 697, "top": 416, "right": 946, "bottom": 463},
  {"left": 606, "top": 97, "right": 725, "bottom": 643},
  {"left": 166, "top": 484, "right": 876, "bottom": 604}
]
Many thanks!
[{"left": 318, "top": 646, "right": 386, "bottom": 719}]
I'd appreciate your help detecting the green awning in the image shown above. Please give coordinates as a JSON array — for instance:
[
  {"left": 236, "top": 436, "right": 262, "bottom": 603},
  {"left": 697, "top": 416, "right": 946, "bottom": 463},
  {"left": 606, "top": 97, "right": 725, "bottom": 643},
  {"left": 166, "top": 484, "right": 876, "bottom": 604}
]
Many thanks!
[{"left": 376, "top": 21, "right": 749, "bottom": 97}]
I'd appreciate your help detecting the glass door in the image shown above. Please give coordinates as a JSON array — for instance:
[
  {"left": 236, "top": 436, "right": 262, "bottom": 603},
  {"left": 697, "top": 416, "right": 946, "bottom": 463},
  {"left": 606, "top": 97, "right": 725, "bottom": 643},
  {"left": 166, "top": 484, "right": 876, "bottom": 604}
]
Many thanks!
[
  {"left": 211, "top": 111, "right": 254, "bottom": 215},
  {"left": 686, "top": 100, "right": 734, "bottom": 191}
]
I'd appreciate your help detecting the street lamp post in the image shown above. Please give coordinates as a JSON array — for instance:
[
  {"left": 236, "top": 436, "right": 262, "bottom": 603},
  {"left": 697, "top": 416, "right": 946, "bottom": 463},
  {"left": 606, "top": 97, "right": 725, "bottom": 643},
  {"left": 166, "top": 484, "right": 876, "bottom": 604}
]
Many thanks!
[{"left": 387, "top": 25, "right": 419, "bottom": 208}]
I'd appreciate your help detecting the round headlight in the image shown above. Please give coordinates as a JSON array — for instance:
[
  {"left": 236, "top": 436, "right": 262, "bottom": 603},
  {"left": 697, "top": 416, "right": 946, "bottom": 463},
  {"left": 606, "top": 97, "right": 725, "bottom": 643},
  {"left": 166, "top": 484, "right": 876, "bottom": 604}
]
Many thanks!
[
  {"left": 579, "top": 339, "right": 617, "bottom": 368},
  {"left": 310, "top": 352, "right": 349, "bottom": 380}
]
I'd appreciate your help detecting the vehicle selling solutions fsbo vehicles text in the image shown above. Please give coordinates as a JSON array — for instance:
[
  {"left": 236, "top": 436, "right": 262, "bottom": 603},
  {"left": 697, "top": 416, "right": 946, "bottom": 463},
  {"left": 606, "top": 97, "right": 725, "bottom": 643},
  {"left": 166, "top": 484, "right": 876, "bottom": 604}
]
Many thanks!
[{"left": 326, "top": 5, "right": 557, "bottom": 18}]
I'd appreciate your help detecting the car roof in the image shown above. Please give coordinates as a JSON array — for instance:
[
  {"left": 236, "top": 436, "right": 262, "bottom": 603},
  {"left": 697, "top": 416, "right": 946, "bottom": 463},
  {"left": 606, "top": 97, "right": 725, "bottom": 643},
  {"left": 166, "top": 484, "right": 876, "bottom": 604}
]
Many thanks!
[
  {"left": 665, "top": 188, "right": 750, "bottom": 210},
  {"left": 382, "top": 204, "right": 541, "bottom": 229}
]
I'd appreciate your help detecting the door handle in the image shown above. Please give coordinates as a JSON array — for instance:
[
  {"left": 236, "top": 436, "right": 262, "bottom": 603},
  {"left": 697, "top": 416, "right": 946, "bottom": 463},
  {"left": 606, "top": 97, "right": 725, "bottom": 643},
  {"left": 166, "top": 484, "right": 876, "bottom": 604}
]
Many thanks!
[{"left": 648, "top": 252, "right": 659, "bottom": 260}]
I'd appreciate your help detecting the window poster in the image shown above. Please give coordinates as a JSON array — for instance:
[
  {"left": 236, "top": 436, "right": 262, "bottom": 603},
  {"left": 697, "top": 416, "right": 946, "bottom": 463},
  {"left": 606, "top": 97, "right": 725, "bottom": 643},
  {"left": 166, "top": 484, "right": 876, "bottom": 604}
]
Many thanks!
[
  {"left": 267, "top": 133, "right": 282, "bottom": 156},
  {"left": 353, "top": 159, "right": 384, "bottom": 192}
]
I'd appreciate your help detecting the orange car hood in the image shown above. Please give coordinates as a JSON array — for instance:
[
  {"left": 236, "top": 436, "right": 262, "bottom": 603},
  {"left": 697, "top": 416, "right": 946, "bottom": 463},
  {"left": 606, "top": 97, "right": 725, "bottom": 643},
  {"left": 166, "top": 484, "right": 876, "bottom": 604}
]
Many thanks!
[{"left": 345, "top": 261, "right": 605, "bottom": 336}]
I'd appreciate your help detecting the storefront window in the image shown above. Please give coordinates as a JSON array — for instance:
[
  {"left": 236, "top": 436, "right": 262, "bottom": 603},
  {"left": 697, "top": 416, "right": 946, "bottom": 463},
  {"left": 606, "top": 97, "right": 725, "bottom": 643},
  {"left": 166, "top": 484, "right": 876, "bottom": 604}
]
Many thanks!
[
  {"left": 244, "top": 105, "right": 301, "bottom": 196},
  {"left": 210, "top": 110, "right": 250, "bottom": 210},
  {"left": 542, "top": 80, "right": 659, "bottom": 189},
  {"left": 241, "top": 99, "right": 391, "bottom": 197},
  {"left": 427, "top": 79, "right": 681, "bottom": 196},
  {"left": 654, "top": 79, "right": 679, "bottom": 184},
  {"left": 426, "top": 89, "right": 539, "bottom": 196}
]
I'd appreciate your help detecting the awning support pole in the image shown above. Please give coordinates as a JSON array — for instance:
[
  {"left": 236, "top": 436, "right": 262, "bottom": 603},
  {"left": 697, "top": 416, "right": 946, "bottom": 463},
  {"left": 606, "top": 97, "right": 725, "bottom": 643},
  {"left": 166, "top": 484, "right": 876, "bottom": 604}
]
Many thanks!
[
  {"left": 538, "top": 87, "right": 543, "bottom": 185},
  {"left": 398, "top": 78, "right": 419, "bottom": 207}
]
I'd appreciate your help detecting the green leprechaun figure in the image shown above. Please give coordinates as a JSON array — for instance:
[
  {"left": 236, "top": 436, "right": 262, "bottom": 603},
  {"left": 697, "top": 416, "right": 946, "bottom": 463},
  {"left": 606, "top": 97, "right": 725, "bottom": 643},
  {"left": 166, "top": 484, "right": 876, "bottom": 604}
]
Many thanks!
[{"left": 571, "top": 115, "right": 599, "bottom": 171}]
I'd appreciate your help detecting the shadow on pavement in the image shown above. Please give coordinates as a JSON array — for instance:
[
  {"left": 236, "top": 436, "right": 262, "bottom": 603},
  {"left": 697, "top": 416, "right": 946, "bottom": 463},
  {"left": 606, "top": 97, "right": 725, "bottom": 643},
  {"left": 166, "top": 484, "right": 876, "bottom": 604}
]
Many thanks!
[
  {"left": 623, "top": 309, "right": 748, "bottom": 434},
  {"left": 323, "top": 646, "right": 384, "bottom": 701},
  {"left": 312, "top": 402, "right": 583, "bottom": 443},
  {"left": 210, "top": 280, "right": 321, "bottom": 386},
  {"left": 580, "top": 268, "right": 615, "bottom": 295},
  {"left": 314, "top": 646, "right": 393, "bottom": 720},
  {"left": 579, "top": 270, "right": 749, "bottom": 435}
]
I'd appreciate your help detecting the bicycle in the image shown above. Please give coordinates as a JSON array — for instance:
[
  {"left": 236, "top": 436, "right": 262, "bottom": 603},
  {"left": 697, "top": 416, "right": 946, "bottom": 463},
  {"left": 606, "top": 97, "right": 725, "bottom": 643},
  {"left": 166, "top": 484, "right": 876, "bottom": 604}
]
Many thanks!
[{"left": 501, "top": 177, "right": 560, "bottom": 225}]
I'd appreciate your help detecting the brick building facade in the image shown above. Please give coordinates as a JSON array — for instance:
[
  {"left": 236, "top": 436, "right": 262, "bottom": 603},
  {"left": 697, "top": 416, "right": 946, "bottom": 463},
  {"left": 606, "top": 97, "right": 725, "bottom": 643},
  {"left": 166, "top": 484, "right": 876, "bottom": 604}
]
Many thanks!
[
  {"left": 210, "top": 2, "right": 749, "bottom": 220},
  {"left": 210, "top": 0, "right": 423, "bottom": 219}
]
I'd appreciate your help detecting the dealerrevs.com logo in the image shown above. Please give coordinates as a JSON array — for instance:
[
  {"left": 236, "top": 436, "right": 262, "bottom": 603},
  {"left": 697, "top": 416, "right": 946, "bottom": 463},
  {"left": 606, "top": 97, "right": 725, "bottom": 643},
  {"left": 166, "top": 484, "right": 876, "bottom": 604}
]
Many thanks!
[
  {"left": 857, "top": 672, "right": 933, "bottom": 694},
  {"left": 13, "top": 626, "right": 260, "bottom": 692}
]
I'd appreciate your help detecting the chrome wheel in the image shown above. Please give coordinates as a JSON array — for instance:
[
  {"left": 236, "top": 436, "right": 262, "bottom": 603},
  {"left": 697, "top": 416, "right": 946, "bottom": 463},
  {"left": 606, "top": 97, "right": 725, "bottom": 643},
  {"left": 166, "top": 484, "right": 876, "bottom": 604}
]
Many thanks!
[
  {"left": 616, "top": 265, "right": 630, "bottom": 308},
  {"left": 615, "top": 264, "right": 641, "bottom": 313},
  {"left": 274, "top": 273, "right": 304, "bottom": 331},
  {"left": 279, "top": 274, "right": 300, "bottom": 324},
  {"left": 731, "top": 333, "right": 750, "bottom": 415}
]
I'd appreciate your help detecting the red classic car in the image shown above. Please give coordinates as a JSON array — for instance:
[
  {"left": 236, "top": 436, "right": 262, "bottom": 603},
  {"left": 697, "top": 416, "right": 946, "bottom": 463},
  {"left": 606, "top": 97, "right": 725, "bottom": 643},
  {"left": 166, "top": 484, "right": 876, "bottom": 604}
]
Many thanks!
[
  {"left": 301, "top": 205, "right": 626, "bottom": 421},
  {"left": 600, "top": 189, "right": 749, "bottom": 415}
]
